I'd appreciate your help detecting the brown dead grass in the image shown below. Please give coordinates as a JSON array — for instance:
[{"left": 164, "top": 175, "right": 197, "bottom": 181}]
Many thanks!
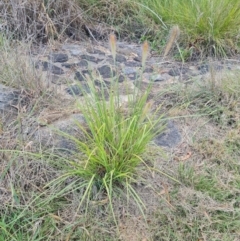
[
  {"left": 0, "top": 0, "right": 158, "bottom": 43},
  {"left": 0, "top": 0, "right": 86, "bottom": 42}
]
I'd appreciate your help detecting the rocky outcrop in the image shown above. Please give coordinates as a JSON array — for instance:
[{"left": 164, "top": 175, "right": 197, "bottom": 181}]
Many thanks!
[{"left": 2, "top": 40, "right": 240, "bottom": 151}]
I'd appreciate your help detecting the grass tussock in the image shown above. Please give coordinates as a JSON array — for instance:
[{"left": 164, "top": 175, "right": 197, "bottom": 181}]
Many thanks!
[
  {"left": 141, "top": 0, "right": 240, "bottom": 58},
  {"left": 0, "top": 35, "right": 168, "bottom": 240},
  {"left": 45, "top": 36, "right": 167, "bottom": 225}
]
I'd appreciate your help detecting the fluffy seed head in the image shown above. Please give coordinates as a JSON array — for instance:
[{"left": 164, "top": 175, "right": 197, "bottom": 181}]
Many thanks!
[
  {"left": 109, "top": 33, "right": 117, "bottom": 63},
  {"left": 163, "top": 25, "right": 180, "bottom": 57},
  {"left": 142, "top": 40, "right": 149, "bottom": 68}
]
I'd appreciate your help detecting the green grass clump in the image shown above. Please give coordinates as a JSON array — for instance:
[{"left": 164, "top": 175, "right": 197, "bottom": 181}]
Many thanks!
[
  {"left": 47, "top": 37, "right": 165, "bottom": 220},
  {"left": 74, "top": 86, "right": 156, "bottom": 186},
  {"left": 141, "top": 0, "right": 240, "bottom": 57}
]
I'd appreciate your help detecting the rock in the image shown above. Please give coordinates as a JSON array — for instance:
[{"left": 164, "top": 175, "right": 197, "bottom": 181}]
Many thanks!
[
  {"left": 65, "top": 84, "right": 90, "bottom": 96},
  {"left": 42, "top": 61, "right": 64, "bottom": 75},
  {"left": 197, "top": 64, "right": 209, "bottom": 74},
  {"left": 144, "top": 67, "right": 154, "bottom": 73},
  {"left": 125, "top": 61, "right": 142, "bottom": 67},
  {"left": 69, "top": 49, "right": 82, "bottom": 56},
  {"left": 48, "top": 53, "right": 68, "bottom": 63},
  {"left": 116, "top": 54, "right": 127, "bottom": 63},
  {"left": 123, "top": 67, "right": 137, "bottom": 75},
  {"left": 0, "top": 84, "right": 20, "bottom": 114},
  {"left": 61, "top": 62, "right": 78, "bottom": 68},
  {"left": 97, "top": 65, "right": 116, "bottom": 78},
  {"left": 94, "top": 79, "right": 109, "bottom": 88},
  {"left": 110, "top": 75, "right": 125, "bottom": 83},
  {"left": 168, "top": 67, "right": 188, "bottom": 76},
  {"left": 197, "top": 63, "right": 223, "bottom": 74},
  {"left": 127, "top": 73, "right": 137, "bottom": 80},
  {"left": 78, "top": 60, "right": 89, "bottom": 67},
  {"left": 133, "top": 56, "right": 141, "bottom": 62},
  {"left": 56, "top": 138, "right": 78, "bottom": 154},
  {"left": 62, "top": 44, "right": 83, "bottom": 56},
  {"left": 33, "top": 113, "right": 87, "bottom": 153},
  {"left": 80, "top": 54, "right": 102, "bottom": 63},
  {"left": 86, "top": 48, "right": 105, "bottom": 55},
  {"left": 118, "top": 74, "right": 125, "bottom": 83},
  {"left": 151, "top": 74, "right": 165, "bottom": 82},
  {"left": 62, "top": 60, "right": 88, "bottom": 68},
  {"left": 154, "top": 120, "right": 181, "bottom": 148},
  {"left": 75, "top": 71, "right": 85, "bottom": 81},
  {"left": 75, "top": 70, "right": 89, "bottom": 81}
]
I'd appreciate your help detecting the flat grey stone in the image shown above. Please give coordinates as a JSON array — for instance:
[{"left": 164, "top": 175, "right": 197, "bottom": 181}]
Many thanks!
[
  {"left": 154, "top": 120, "right": 181, "bottom": 148},
  {"left": 86, "top": 48, "right": 105, "bottom": 55},
  {"left": 33, "top": 113, "right": 87, "bottom": 152},
  {"left": 62, "top": 44, "right": 82, "bottom": 56},
  {"left": 151, "top": 74, "right": 166, "bottom": 82},
  {"left": 116, "top": 54, "right": 127, "bottom": 63},
  {"left": 118, "top": 74, "right": 125, "bottom": 83},
  {"left": 62, "top": 60, "right": 88, "bottom": 68},
  {"left": 42, "top": 61, "right": 64, "bottom": 75},
  {"left": 111, "top": 75, "right": 125, "bottom": 83},
  {"left": 0, "top": 84, "right": 20, "bottom": 114},
  {"left": 80, "top": 54, "right": 102, "bottom": 63},
  {"left": 133, "top": 56, "right": 141, "bottom": 62},
  {"left": 197, "top": 64, "right": 209, "bottom": 74},
  {"left": 57, "top": 139, "right": 78, "bottom": 154},
  {"left": 75, "top": 70, "right": 89, "bottom": 81},
  {"left": 70, "top": 49, "right": 82, "bottom": 56},
  {"left": 65, "top": 84, "right": 90, "bottom": 96},
  {"left": 168, "top": 67, "right": 188, "bottom": 76},
  {"left": 78, "top": 60, "right": 88, "bottom": 67},
  {"left": 94, "top": 79, "right": 110, "bottom": 88},
  {"left": 125, "top": 61, "right": 142, "bottom": 67},
  {"left": 61, "top": 62, "right": 78, "bottom": 68},
  {"left": 123, "top": 67, "right": 137, "bottom": 75},
  {"left": 97, "top": 65, "right": 116, "bottom": 78},
  {"left": 48, "top": 53, "right": 68, "bottom": 63},
  {"left": 144, "top": 67, "right": 154, "bottom": 73},
  {"left": 197, "top": 64, "right": 223, "bottom": 74},
  {"left": 127, "top": 73, "right": 137, "bottom": 80}
]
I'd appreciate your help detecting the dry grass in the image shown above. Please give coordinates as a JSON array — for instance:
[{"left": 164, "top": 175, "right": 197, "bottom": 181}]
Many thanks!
[
  {"left": 0, "top": 0, "right": 86, "bottom": 42},
  {"left": 0, "top": 0, "right": 158, "bottom": 43}
]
